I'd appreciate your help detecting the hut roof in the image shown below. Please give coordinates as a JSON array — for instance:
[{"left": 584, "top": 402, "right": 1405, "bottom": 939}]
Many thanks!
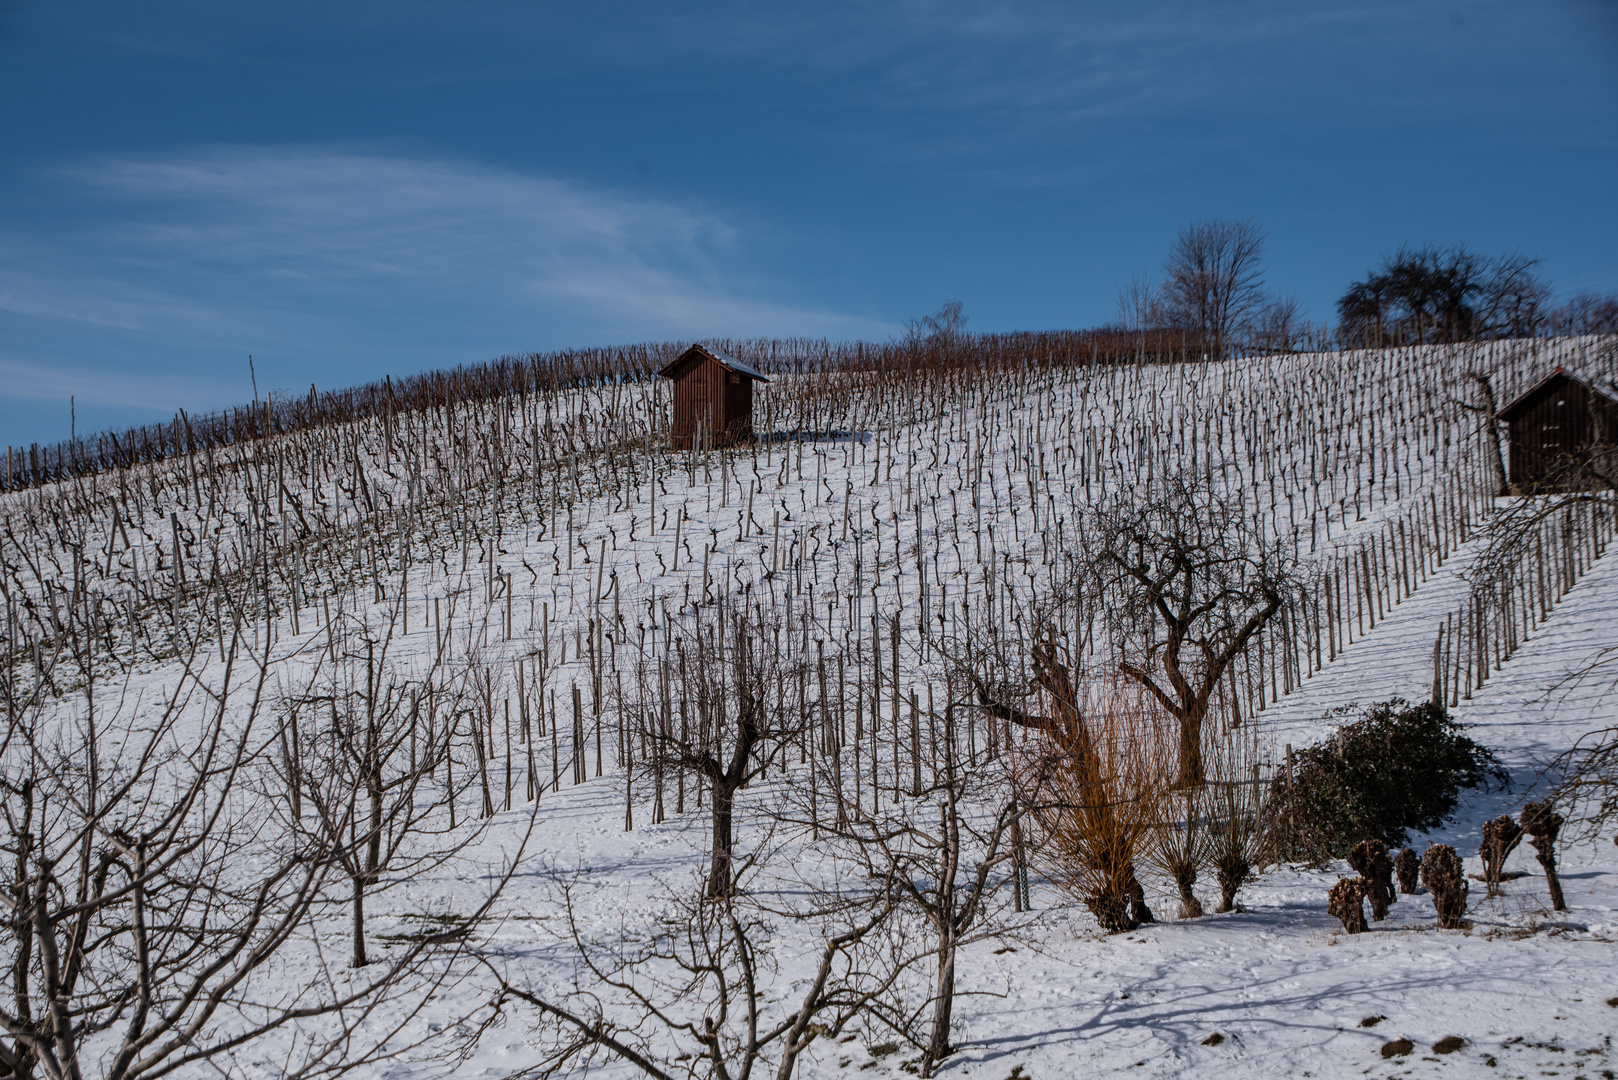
[
  {"left": 657, "top": 343, "right": 770, "bottom": 383},
  {"left": 1498, "top": 366, "right": 1618, "bottom": 422}
]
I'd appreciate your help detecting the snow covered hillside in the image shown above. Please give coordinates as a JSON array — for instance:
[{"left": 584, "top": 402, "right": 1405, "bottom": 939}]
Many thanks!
[{"left": 2, "top": 335, "right": 1615, "bottom": 1079}]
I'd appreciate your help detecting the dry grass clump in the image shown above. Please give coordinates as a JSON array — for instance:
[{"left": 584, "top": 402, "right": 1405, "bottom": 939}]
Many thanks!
[
  {"left": 1328, "top": 878, "right": 1367, "bottom": 934},
  {"left": 1029, "top": 688, "right": 1167, "bottom": 933},
  {"left": 1347, "top": 839, "right": 1395, "bottom": 920},
  {"left": 1421, "top": 844, "right": 1469, "bottom": 928}
]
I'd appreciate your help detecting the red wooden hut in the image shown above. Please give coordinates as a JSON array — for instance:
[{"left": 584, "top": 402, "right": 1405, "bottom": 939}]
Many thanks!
[
  {"left": 658, "top": 344, "right": 769, "bottom": 449},
  {"left": 1498, "top": 366, "right": 1618, "bottom": 491}
]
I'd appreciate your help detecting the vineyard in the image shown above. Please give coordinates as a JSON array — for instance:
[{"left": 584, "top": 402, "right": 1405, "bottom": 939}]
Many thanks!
[{"left": 2, "top": 332, "right": 1615, "bottom": 1079}]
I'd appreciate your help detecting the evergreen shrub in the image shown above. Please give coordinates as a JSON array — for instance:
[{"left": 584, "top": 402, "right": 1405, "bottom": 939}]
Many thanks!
[{"left": 1266, "top": 699, "right": 1505, "bottom": 860}]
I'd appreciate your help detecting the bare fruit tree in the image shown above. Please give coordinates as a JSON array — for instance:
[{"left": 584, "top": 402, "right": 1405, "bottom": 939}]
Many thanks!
[
  {"left": 0, "top": 614, "right": 501, "bottom": 1080},
  {"left": 484, "top": 861, "right": 910, "bottom": 1080},
  {"left": 1075, "top": 477, "right": 1297, "bottom": 788},
  {"left": 274, "top": 600, "right": 508, "bottom": 970},
  {"left": 1158, "top": 218, "right": 1268, "bottom": 360},
  {"left": 633, "top": 597, "right": 818, "bottom": 898},
  {"left": 816, "top": 680, "right": 1032, "bottom": 1078}
]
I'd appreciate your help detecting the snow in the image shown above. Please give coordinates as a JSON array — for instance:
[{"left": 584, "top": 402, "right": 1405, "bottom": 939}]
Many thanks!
[
  {"left": 441, "top": 538, "right": 1618, "bottom": 1080},
  {"left": 4, "top": 337, "right": 1617, "bottom": 1078}
]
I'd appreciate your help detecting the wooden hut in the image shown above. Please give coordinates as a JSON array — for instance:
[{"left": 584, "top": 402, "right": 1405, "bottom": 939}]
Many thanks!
[
  {"left": 658, "top": 344, "right": 769, "bottom": 448},
  {"left": 1497, "top": 366, "right": 1618, "bottom": 491}
]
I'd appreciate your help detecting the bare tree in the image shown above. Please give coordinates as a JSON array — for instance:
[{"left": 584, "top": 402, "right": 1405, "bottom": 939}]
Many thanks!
[
  {"left": 1546, "top": 723, "right": 1618, "bottom": 845},
  {"left": 1116, "top": 273, "right": 1161, "bottom": 333},
  {"left": 905, "top": 299, "right": 968, "bottom": 346},
  {"left": 1077, "top": 477, "right": 1296, "bottom": 787},
  {"left": 634, "top": 599, "right": 817, "bottom": 898},
  {"left": 484, "top": 860, "right": 911, "bottom": 1080},
  {"left": 1250, "top": 294, "right": 1305, "bottom": 355},
  {"left": 1158, "top": 218, "right": 1268, "bottom": 360},
  {"left": 1026, "top": 670, "right": 1163, "bottom": 933},
  {"left": 1202, "top": 728, "right": 1270, "bottom": 913},
  {"left": 1148, "top": 784, "right": 1210, "bottom": 919},
  {"left": 1547, "top": 291, "right": 1618, "bottom": 336},
  {"left": 0, "top": 613, "right": 506, "bottom": 1080},
  {"left": 275, "top": 603, "right": 502, "bottom": 969},
  {"left": 1336, "top": 244, "right": 1549, "bottom": 345},
  {"left": 1540, "top": 634, "right": 1618, "bottom": 846},
  {"left": 940, "top": 603, "right": 1163, "bottom": 935},
  {"left": 816, "top": 684, "right": 1031, "bottom": 1078},
  {"left": 1477, "top": 253, "right": 1552, "bottom": 339},
  {"left": 1457, "top": 369, "right": 1511, "bottom": 497}
]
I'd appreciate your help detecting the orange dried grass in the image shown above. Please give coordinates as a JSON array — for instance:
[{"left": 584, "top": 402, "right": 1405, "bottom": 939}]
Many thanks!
[{"left": 1024, "top": 682, "right": 1173, "bottom": 933}]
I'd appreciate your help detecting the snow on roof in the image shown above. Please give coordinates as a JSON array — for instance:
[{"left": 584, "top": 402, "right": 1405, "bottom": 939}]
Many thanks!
[
  {"left": 658, "top": 343, "right": 770, "bottom": 382},
  {"left": 699, "top": 345, "right": 769, "bottom": 382},
  {"left": 1498, "top": 365, "right": 1618, "bottom": 421}
]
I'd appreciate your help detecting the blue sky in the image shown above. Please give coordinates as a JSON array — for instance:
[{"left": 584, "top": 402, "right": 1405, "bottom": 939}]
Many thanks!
[{"left": 2, "top": 0, "right": 1615, "bottom": 446}]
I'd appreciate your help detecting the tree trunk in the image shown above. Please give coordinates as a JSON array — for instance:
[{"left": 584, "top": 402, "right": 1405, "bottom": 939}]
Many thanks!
[
  {"left": 1467, "top": 373, "right": 1510, "bottom": 496},
  {"left": 707, "top": 782, "right": 736, "bottom": 898},
  {"left": 923, "top": 926, "right": 956, "bottom": 1077},
  {"left": 1173, "top": 866, "right": 1203, "bottom": 919},
  {"left": 352, "top": 877, "right": 368, "bottom": 967},
  {"left": 1176, "top": 711, "right": 1205, "bottom": 788}
]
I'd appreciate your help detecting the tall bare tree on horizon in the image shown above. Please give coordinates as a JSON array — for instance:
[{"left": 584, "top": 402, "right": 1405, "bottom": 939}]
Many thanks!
[{"left": 1159, "top": 218, "right": 1268, "bottom": 360}]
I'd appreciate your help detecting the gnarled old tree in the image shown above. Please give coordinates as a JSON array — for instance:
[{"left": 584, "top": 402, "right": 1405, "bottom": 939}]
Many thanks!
[{"left": 1078, "top": 477, "right": 1298, "bottom": 787}]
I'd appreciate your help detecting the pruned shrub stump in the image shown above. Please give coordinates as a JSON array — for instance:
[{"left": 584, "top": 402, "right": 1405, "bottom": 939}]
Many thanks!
[
  {"left": 1421, "top": 844, "right": 1469, "bottom": 929},
  {"left": 1394, "top": 847, "right": 1420, "bottom": 894},
  {"left": 1520, "top": 801, "right": 1567, "bottom": 912},
  {"left": 1347, "top": 839, "right": 1395, "bottom": 920},
  {"left": 1215, "top": 854, "right": 1249, "bottom": 914},
  {"left": 1479, "top": 815, "right": 1523, "bottom": 898},
  {"left": 1328, "top": 878, "right": 1368, "bottom": 934}
]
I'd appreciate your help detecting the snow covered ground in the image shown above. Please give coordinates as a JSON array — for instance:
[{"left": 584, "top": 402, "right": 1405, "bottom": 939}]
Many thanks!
[
  {"left": 5, "top": 341, "right": 1616, "bottom": 1079},
  {"left": 435, "top": 535, "right": 1618, "bottom": 1080}
]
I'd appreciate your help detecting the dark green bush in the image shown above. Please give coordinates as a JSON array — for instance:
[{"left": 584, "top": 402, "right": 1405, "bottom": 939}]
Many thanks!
[{"left": 1265, "top": 699, "right": 1506, "bottom": 860}]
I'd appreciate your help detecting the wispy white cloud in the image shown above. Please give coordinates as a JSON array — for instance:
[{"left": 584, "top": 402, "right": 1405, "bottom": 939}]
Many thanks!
[
  {"left": 0, "top": 143, "right": 886, "bottom": 374},
  {"left": 41, "top": 146, "right": 889, "bottom": 340},
  {"left": 627, "top": 0, "right": 1541, "bottom": 175},
  {"left": 0, "top": 145, "right": 893, "bottom": 440}
]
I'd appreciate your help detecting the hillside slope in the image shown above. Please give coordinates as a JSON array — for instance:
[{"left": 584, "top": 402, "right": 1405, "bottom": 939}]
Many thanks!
[{"left": 2, "top": 337, "right": 1615, "bottom": 1079}]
